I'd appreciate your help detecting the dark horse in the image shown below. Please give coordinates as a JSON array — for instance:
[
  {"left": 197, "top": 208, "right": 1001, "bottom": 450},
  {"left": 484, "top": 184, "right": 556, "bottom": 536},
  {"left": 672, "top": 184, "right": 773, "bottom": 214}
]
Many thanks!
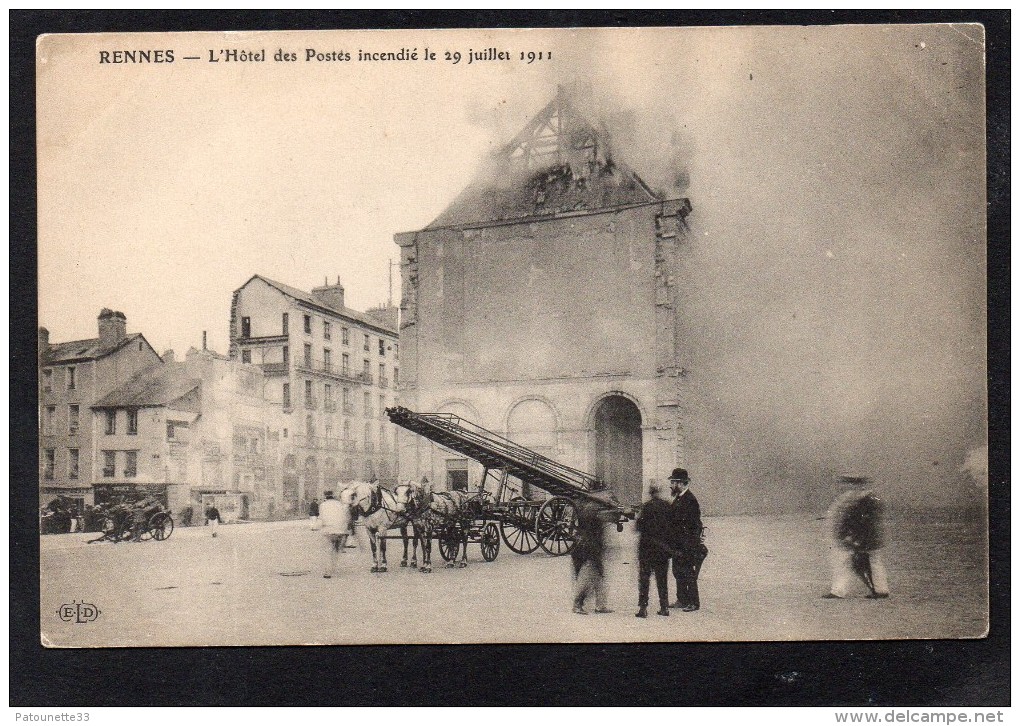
[{"left": 407, "top": 479, "right": 476, "bottom": 573}]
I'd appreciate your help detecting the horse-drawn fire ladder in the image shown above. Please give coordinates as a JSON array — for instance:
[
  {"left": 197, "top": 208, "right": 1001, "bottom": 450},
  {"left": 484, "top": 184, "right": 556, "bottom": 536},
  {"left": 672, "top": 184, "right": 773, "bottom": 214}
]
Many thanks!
[
  {"left": 386, "top": 406, "right": 634, "bottom": 557},
  {"left": 385, "top": 406, "right": 622, "bottom": 511}
]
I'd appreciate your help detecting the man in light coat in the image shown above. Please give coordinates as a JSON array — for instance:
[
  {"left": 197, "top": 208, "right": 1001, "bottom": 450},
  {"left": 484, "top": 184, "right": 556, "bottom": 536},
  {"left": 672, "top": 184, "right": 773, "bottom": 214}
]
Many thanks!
[{"left": 319, "top": 490, "right": 352, "bottom": 578}]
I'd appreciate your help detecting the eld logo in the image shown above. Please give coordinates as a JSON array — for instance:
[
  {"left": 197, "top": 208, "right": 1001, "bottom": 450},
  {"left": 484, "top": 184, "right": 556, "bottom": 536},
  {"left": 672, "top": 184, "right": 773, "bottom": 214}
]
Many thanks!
[{"left": 56, "top": 601, "right": 101, "bottom": 624}]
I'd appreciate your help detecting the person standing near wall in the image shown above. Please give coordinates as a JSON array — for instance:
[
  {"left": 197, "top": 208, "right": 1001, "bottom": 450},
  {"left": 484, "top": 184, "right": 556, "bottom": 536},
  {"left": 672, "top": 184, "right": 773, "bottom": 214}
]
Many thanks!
[
  {"left": 669, "top": 468, "right": 707, "bottom": 612},
  {"left": 205, "top": 503, "right": 222, "bottom": 538},
  {"left": 308, "top": 497, "right": 321, "bottom": 530},
  {"left": 635, "top": 483, "right": 673, "bottom": 618}
]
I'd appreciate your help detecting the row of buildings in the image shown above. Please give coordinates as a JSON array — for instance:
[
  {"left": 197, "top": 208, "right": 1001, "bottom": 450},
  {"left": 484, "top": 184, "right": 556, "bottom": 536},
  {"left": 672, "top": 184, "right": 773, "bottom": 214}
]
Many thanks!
[
  {"left": 39, "top": 277, "right": 399, "bottom": 521},
  {"left": 40, "top": 89, "right": 698, "bottom": 521}
]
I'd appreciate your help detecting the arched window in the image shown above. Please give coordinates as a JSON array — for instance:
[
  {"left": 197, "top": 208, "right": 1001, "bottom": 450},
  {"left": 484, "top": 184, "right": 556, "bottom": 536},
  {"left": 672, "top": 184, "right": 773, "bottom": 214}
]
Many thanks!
[{"left": 507, "top": 399, "right": 558, "bottom": 453}]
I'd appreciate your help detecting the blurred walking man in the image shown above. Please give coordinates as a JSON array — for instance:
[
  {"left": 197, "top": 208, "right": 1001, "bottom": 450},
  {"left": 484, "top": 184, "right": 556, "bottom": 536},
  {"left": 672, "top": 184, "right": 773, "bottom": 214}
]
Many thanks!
[
  {"left": 571, "top": 500, "right": 612, "bottom": 615},
  {"left": 319, "top": 490, "right": 352, "bottom": 578},
  {"left": 824, "top": 476, "right": 890, "bottom": 599}
]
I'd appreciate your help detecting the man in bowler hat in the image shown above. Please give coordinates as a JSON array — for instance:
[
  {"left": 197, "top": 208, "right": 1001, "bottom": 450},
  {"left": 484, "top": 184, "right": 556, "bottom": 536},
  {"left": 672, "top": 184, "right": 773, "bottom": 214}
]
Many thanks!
[
  {"left": 635, "top": 483, "right": 673, "bottom": 617},
  {"left": 669, "top": 468, "right": 707, "bottom": 611}
]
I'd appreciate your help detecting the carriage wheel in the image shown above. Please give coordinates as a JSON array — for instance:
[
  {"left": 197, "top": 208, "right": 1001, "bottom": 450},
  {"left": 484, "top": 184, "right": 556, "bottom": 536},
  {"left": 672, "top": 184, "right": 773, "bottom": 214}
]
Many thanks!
[
  {"left": 150, "top": 512, "right": 174, "bottom": 541},
  {"left": 438, "top": 524, "right": 461, "bottom": 562},
  {"left": 537, "top": 497, "right": 578, "bottom": 556},
  {"left": 499, "top": 497, "right": 540, "bottom": 554},
  {"left": 481, "top": 522, "right": 501, "bottom": 562}
]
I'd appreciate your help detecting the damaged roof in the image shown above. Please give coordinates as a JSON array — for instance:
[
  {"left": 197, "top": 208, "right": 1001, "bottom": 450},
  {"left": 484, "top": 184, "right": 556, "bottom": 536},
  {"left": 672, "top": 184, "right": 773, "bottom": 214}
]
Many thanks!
[
  {"left": 241, "top": 275, "right": 398, "bottom": 335},
  {"left": 42, "top": 334, "right": 152, "bottom": 366},
  {"left": 427, "top": 90, "right": 661, "bottom": 230},
  {"left": 92, "top": 363, "right": 200, "bottom": 409}
]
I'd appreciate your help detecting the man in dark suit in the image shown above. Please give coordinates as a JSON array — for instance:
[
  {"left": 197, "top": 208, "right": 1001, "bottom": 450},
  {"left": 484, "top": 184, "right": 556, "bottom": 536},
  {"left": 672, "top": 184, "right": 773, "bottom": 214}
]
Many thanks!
[
  {"left": 635, "top": 483, "right": 673, "bottom": 617},
  {"left": 669, "top": 468, "right": 707, "bottom": 611}
]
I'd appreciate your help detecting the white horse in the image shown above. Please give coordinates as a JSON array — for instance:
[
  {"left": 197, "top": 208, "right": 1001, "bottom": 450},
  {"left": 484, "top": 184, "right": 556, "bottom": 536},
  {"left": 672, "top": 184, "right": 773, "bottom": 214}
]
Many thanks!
[{"left": 338, "top": 481, "right": 410, "bottom": 573}]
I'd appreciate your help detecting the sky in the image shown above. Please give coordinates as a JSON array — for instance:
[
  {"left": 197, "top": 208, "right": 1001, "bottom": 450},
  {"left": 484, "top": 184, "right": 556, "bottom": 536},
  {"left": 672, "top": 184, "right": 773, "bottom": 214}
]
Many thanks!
[{"left": 37, "top": 26, "right": 987, "bottom": 508}]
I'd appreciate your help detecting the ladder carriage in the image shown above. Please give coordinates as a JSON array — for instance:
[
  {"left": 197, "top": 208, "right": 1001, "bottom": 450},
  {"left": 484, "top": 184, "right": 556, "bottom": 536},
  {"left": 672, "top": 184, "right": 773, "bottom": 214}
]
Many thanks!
[{"left": 386, "top": 406, "right": 636, "bottom": 561}]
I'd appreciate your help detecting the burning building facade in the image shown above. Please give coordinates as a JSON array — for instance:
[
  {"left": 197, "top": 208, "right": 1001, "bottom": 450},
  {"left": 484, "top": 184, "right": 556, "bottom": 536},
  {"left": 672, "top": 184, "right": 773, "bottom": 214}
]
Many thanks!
[{"left": 395, "top": 90, "right": 694, "bottom": 504}]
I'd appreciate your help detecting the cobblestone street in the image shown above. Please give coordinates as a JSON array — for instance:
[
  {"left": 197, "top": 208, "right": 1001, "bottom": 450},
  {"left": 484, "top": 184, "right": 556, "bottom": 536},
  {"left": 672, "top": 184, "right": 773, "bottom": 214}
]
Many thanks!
[{"left": 40, "top": 513, "right": 987, "bottom": 647}]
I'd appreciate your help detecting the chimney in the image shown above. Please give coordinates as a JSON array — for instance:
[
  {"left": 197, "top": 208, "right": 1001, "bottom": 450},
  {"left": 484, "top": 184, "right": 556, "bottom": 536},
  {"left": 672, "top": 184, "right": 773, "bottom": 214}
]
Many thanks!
[
  {"left": 311, "top": 278, "right": 345, "bottom": 311},
  {"left": 97, "top": 309, "right": 127, "bottom": 349},
  {"left": 202, "top": 331, "right": 207, "bottom": 350},
  {"left": 162, "top": 349, "right": 175, "bottom": 363},
  {"left": 38, "top": 327, "right": 50, "bottom": 352}
]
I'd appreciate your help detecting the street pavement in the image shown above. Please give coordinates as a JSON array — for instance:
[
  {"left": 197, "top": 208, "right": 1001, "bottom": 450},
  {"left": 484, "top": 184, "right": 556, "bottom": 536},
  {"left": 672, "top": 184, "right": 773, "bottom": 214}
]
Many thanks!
[{"left": 40, "top": 512, "right": 987, "bottom": 646}]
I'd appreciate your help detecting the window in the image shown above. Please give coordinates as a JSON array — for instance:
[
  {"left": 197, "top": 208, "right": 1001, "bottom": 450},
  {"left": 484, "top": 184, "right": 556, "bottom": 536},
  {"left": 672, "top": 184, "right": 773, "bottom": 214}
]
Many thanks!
[
  {"left": 43, "top": 369, "right": 52, "bottom": 392},
  {"left": 303, "top": 343, "right": 312, "bottom": 367},
  {"left": 167, "top": 421, "right": 175, "bottom": 440},
  {"left": 105, "top": 410, "right": 116, "bottom": 435},
  {"left": 124, "top": 451, "right": 138, "bottom": 478},
  {"left": 282, "top": 346, "right": 289, "bottom": 365},
  {"left": 241, "top": 317, "right": 251, "bottom": 338},
  {"left": 102, "top": 451, "right": 115, "bottom": 478},
  {"left": 127, "top": 409, "right": 138, "bottom": 435},
  {"left": 323, "top": 321, "right": 331, "bottom": 340},
  {"left": 343, "top": 419, "right": 351, "bottom": 440},
  {"left": 393, "top": 367, "right": 399, "bottom": 386},
  {"left": 304, "top": 380, "right": 313, "bottom": 407},
  {"left": 364, "top": 334, "right": 370, "bottom": 351},
  {"left": 379, "top": 424, "right": 387, "bottom": 452},
  {"left": 394, "top": 342, "right": 399, "bottom": 359},
  {"left": 379, "top": 363, "right": 386, "bottom": 383},
  {"left": 241, "top": 349, "right": 252, "bottom": 364},
  {"left": 303, "top": 315, "right": 312, "bottom": 334},
  {"left": 44, "top": 449, "right": 55, "bottom": 479},
  {"left": 67, "top": 366, "right": 76, "bottom": 390},
  {"left": 379, "top": 394, "right": 386, "bottom": 418},
  {"left": 44, "top": 406, "right": 55, "bottom": 435},
  {"left": 306, "top": 415, "right": 315, "bottom": 438},
  {"left": 363, "top": 359, "right": 370, "bottom": 376},
  {"left": 342, "top": 327, "right": 349, "bottom": 345},
  {"left": 282, "top": 313, "right": 289, "bottom": 335},
  {"left": 342, "top": 353, "right": 350, "bottom": 375},
  {"left": 323, "top": 349, "right": 331, "bottom": 371},
  {"left": 68, "top": 449, "right": 79, "bottom": 479},
  {"left": 379, "top": 339, "right": 386, "bottom": 356},
  {"left": 363, "top": 391, "right": 372, "bottom": 417},
  {"left": 282, "top": 383, "right": 291, "bottom": 409},
  {"left": 68, "top": 405, "right": 80, "bottom": 434},
  {"left": 342, "top": 387, "right": 351, "bottom": 408},
  {"left": 364, "top": 422, "right": 372, "bottom": 446},
  {"left": 324, "top": 383, "right": 333, "bottom": 405}
]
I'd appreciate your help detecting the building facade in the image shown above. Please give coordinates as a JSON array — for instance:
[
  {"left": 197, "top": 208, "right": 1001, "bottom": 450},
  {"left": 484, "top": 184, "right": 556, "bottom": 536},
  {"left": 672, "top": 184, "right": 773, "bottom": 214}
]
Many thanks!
[
  {"left": 38, "top": 309, "right": 163, "bottom": 510},
  {"left": 229, "top": 275, "right": 400, "bottom": 513},
  {"left": 91, "top": 348, "right": 284, "bottom": 521},
  {"left": 395, "top": 92, "right": 694, "bottom": 505}
]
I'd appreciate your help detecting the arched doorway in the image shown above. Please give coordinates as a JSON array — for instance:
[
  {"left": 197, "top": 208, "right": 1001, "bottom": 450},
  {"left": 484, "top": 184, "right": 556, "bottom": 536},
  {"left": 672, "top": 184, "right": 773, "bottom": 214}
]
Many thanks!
[{"left": 593, "top": 395, "right": 643, "bottom": 505}]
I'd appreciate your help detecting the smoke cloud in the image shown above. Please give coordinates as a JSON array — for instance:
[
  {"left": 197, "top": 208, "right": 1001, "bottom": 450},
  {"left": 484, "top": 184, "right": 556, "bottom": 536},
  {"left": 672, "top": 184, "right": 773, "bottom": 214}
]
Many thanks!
[{"left": 468, "top": 26, "right": 987, "bottom": 512}]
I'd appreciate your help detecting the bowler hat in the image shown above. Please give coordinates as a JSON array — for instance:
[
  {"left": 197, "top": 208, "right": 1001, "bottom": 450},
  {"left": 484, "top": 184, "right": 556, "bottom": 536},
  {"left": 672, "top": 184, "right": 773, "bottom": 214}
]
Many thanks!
[
  {"left": 669, "top": 467, "right": 690, "bottom": 482},
  {"left": 323, "top": 490, "right": 334, "bottom": 497}
]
